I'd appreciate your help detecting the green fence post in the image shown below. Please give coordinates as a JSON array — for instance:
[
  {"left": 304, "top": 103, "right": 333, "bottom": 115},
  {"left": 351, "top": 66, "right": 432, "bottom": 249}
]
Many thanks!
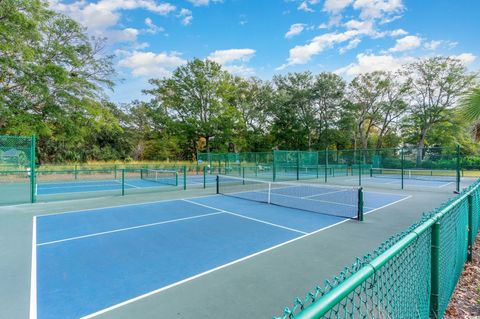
[
  {"left": 30, "top": 135, "right": 36, "bottom": 203},
  {"left": 324, "top": 148, "right": 328, "bottom": 183},
  {"left": 216, "top": 175, "right": 219, "bottom": 194},
  {"left": 273, "top": 160, "right": 276, "bottom": 182},
  {"left": 468, "top": 193, "right": 474, "bottom": 262},
  {"left": 358, "top": 187, "right": 364, "bottom": 221},
  {"left": 401, "top": 148, "right": 405, "bottom": 190},
  {"left": 121, "top": 169, "right": 125, "bottom": 196},
  {"left": 430, "top": 221, "right": 441, "bottom": 318},
  {"left": 183, "top": 165, "right": 187, "bottom": 190},
  {"left": 456, "top": 144, "right": 461, "bottom": 193},
  {"left": 114, "top": 164, "right": 117, "bottom": 179},
  {"left": 296, "top": 151, "right": 300, "bottom": 181}
]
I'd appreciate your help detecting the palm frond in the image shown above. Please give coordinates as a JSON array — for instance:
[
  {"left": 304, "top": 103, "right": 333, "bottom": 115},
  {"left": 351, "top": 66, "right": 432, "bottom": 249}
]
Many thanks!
[{"left": 459, "top": 87, "right": 480, "bottom": 121}]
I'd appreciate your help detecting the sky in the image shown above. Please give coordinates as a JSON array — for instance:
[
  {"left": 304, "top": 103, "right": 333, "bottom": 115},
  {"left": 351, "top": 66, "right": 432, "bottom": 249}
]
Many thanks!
[{"left": 49, "top": 0, "right": 480, "bottom": 104}]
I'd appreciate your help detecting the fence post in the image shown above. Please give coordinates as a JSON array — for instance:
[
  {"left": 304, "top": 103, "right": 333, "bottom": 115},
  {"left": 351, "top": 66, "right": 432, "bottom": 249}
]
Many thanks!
[
  {"left": 216, "top": 175, "right": 219, "bottom": 194},
  {"left": 30, "top": 135, "right": 36, "bottom": 203},
  {"left": 468, "top": 193, "right": 474, "bottom": 262},
  {"left": 401, "top": 148, "right": 405, "bottom": 190},
  {"left": 296, "top": 151, "right": 300, "bottom": 181},
  {"left": 456, "top": 144, "right": 461, "bottom": 193},
  {"left": 430, "top": 221, "right": 441, "bottom": 318},
  {"left": 324, "top": 148, "right": 328, "bottom": 183},
  {"left": 183, "top": 165, "right": 187, "bottom": 190},
  {"left": 121, "top": 169, "right": 125, "bottom": 196}
]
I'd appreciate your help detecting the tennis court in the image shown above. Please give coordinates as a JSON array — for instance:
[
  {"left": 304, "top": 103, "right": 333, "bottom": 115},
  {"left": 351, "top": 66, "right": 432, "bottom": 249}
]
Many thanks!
[{"left": 31, "top": 179, "right": 409, "bottom": 319}]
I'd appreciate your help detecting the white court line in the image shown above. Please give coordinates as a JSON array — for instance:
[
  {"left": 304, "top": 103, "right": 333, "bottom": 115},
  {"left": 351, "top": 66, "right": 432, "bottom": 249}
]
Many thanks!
[
  {"left": 80, "top": 218, "right": 349, "bottom": 319},
  {"left": 301, "top": 189, "right": 348, "bottom": 199},
  {"left": 182, "top": 199, "right": 307, "bottom": 235},
  {"left": 438, "top": 182, "right": 454, "bottom": 188},
  {"left": 29, "top": 216, "right": 37, "bottom": 319},
  {"left": 364, "top": 195, "right": 412, "bottom": 215},
  {"left": 37, "top": 212, "right": 224, "bottom": 246}
]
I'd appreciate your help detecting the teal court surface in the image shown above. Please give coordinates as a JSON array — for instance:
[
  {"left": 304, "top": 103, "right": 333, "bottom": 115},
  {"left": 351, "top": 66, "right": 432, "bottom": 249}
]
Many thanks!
[{"left": 31, "top": 181, "right": 409, "bottom": 319}]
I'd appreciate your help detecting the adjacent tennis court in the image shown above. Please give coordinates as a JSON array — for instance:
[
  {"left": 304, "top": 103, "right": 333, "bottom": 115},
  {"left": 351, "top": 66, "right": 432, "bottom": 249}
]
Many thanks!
[{"left": 31, "top": 179, "right": 409, "bottom": 319}]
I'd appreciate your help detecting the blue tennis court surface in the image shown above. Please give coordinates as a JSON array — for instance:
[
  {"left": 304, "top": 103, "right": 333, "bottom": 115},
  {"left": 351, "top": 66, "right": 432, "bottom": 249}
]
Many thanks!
[
  {"left": 354, "top": 176, "right": 455, "bottom": 188},
  {"left": 32, "top": 190, "right": 409, "bottom": 319}
]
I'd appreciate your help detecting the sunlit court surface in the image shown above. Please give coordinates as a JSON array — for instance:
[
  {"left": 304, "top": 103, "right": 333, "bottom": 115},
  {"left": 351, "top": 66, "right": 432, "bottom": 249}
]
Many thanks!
[{"left": 31, "top": 180, "right": 410, "bottom": 319}]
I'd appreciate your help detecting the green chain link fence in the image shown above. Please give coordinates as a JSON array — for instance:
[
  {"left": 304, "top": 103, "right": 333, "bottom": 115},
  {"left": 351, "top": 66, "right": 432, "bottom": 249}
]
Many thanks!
[
  {"left": 0, "top": 135, "right": 36, "bottom": 205},
  {"left": 273, "top": 178, "right": 480, "bottom": 319}
]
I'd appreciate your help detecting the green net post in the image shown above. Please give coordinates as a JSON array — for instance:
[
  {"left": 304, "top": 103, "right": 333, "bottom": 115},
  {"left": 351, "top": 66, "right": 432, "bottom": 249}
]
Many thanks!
[
  {"left": 242, "top": 167, "right": 245, "bottom": 185},
  {"left": 456, "top": 144, "right": 461, "bottom": 193},
  {"left": 358, "top": 187, "right": 364, "bottom": 221},
  {"left": 203, "top": 166, "right": 206, "bottom": 189},
  {"left": 121, "top": 169, "right": 125, "bottom": 196},
  {"left": 430, "top": 221, "right": 440, "bottom": 318},
  {"left": 401, "top": 148, "right": 405, "bottom": 190},
  {"left": 216, "top": 175, "right": 219, "bottom": 194},
  {"left": 324, "top": 148, "right": 328, "bottom": 183},
  {"left": 30, "top": 135, "right": 36, "bottom": 203},
  {"left": 183, "top": 165, "right": 187, "bottom": 190},
  {"left": 468, "top": 193, "right": 474, "bottom": 262}
]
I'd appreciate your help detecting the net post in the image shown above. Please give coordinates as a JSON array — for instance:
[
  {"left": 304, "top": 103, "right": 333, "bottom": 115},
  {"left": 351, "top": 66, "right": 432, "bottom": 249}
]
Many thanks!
[
  {"left": 30, "top": 135, "right": 36, "bottom": 203},
  {"left": 203, "top": 166, "right": 206, "bottom": 189},
  {"left": 183, "top": 165, "right": 187, "bottom": 190},
  {"left": 242, "top": 167, "right": 245, "bottom": 185},
  {"left": 468, "top": 193, "right": 474, "bottom": 262},
  {"left": 121, "top": 169, "right": 125, "bottom": 196},
  {"left": 456, "top": 144, "right": 461, "bottom": 193},
  {"left": 430, "top": 221, "right": 440, "bottom": 319},
  {"left": 357, "top": 187, "right": 364, "bottom": 221},
  {"left": 176, "top": 171, "right": 179, "bottom": 186},
  {"left": 216, "top": 175, "right": 219, "bottom": 194},
  {"left": 267, "top": 182, "right": 271, "bottom": 204}
]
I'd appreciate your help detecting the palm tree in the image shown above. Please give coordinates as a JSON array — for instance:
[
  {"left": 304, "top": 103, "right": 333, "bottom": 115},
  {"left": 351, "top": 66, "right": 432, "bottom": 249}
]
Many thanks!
[{"left": 459, "top": 87, "right": 480, "bottom": 141}]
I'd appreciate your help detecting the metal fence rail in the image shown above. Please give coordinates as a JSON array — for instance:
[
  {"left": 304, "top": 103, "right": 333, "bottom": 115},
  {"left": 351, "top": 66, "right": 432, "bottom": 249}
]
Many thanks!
[{"left": 274, "top": 179, "right": 480, "bottom": 319}]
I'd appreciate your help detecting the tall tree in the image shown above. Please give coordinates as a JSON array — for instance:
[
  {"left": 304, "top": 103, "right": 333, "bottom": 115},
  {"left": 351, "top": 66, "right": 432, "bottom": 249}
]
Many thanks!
[
  {"left": 145, "top": 59, "right": 239, "bottom": 157},
  {"left": 459, "top": 86, "right": 480, "bottom": 141},
  {"left": 402, "top": 57, "right": 476, "bottom": 157}
]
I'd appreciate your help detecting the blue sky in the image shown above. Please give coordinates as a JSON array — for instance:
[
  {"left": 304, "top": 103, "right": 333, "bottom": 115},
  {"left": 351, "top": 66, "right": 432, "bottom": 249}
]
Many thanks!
[{"left": 49, "top": 0, "right": 480, "bottom": 103}]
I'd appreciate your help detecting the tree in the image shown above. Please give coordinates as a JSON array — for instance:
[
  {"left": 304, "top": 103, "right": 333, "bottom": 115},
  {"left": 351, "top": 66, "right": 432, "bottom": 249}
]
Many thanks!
[
  {"left": 402, "top": 57, "right": 476, "bottom": 158},
  {"left": 145, "top": 59, "right": 239, "bottom": 158},
  {"left": 311, "top": 72, "right": 346, "bottom": 149},
  {"left": 271, "top": 72, "right": 316, "bottom": 149}
]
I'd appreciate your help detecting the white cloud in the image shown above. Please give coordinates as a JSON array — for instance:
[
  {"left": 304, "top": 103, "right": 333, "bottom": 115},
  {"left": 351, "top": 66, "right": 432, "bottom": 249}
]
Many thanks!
[
  {"left": 389, "top": 35, "right": 422, "bottom": 52},
  {"left": 318, "top": 15, "right": 342, "bottom": 29},
  {"left": 187, "top": 0, "right": 223, "bottom": 6},
  {"left": 323, "top": 0, "right": 353, "bottom": 13},
  {"left": 178, "top": 8, "right": 193, "bottom": 26},
  {"left": 390, "top": 28, "right": 408, "bottom": 37},
  {"left": 278, "top": 23, "right": 380, "bottom": 69},
  {"left": 285, "top": 24, "right": 307, "bottom": 39},
  {"left": 208, "top": 49, "right": 256, "bottom": 64},
  {"left": 452, "top": 53, "right": 476, "bottom": 65},
  {"left": 424, "top": 40, "right": 442, "bottom": 51},
  {"left": 335, "top": 53, "right": 414, "bottom": 76},
  {"left": 298, "top": 1, "right": 314, "bottom": 12},
  {"left": 339, "top": 38, "right": 361, "bottom": 54},
  {"left": 145, "top": 18, "right": 164, "bottom": 34},
  {"left": 223, "top": 65, "right": 255, "bottom": 77},
  {"left": 107, "top": 28, "right": 139, "bottom": 43},
  {"left": 353, "top": 0, "right": 404, "bottom": 20},
  {"left": 118, "top": 51, "right": 186, "bottom": 77}
]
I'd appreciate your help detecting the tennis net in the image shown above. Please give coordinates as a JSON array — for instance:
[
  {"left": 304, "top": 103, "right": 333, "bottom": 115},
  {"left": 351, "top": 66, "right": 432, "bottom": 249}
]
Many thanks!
[
  {"left": 140, "top": 169, "right": 178, "bottom": 186},
  {"left": 370, "top": 168, "right": 458, "bottom": 182},
  {"left": 216, "top": 175, "right": 363, "bottom": 220}
]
